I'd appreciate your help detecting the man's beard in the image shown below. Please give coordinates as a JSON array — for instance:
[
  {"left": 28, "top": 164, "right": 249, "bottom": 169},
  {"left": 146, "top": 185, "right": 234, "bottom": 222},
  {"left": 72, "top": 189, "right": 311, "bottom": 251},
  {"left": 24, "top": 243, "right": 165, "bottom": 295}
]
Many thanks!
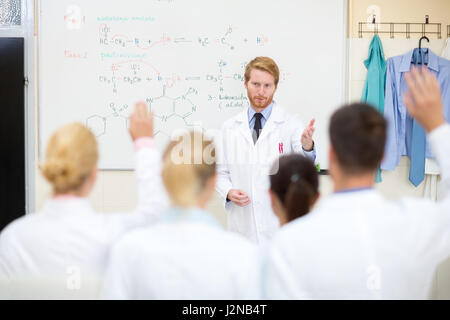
[{"left": 247, "top": 94, "right": 274, "bottom": 110}]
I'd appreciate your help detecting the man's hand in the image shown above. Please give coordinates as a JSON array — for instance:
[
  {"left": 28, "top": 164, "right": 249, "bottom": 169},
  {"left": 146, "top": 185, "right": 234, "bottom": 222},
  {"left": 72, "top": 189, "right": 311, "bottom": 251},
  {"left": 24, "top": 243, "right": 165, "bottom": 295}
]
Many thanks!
[
  {"left": 129, "top": 101, "right": 154, "bottom": 141},
  {"left": 301, "top": 119, "right": 315, "bottom": 151},
  {"left": 404, "top": 66, "right": 445, "bottom": 133},
  {"left": 227, "top": 189, "right": 250, "bottom": 207}
]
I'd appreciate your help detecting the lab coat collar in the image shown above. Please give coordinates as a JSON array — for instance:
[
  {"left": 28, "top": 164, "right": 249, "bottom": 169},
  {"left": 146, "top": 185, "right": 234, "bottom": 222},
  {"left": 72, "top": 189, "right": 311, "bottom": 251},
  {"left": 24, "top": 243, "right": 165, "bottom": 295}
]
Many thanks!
[
  {"left": 256, "top": 102, "right": 286, "bottom": 143},
  {"left": 399, "top": 49, "right": 439, "bottom": 73},
  {"left": 162, "top": 206, "right": 221, "bottom": 228},
  {"left": 266, "top": 101, "right": 286, "bottom": 123},
  {"left": 236, "top": 101, "right": 284, "bottom": 124},
  {"left": 236, "top": 106, "right": 250, "bottom": 123},
  {"left": 236, "top": 106, "right": 254, "bottom": 145},
  {"left": 235, "top": 101, "right": 286, "bottom": 145},
  {"left": 237, "top": 115, "right": 255, "bottom": 145}
]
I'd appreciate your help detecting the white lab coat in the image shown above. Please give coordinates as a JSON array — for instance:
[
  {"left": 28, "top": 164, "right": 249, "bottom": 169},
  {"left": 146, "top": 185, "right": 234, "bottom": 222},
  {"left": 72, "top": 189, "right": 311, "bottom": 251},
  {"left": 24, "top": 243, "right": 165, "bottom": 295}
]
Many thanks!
[
  {"left": 216, "top": 103, "right": 317, "bottom": 244},
  {"left": 263, "top": 124, "right": 450, "bottom": 299},
  {"left": 100, "top": 208, "right": 261, "bottom": 299},
  {"left": 0, "top": 144, "right": 169, "bottom": 282}
]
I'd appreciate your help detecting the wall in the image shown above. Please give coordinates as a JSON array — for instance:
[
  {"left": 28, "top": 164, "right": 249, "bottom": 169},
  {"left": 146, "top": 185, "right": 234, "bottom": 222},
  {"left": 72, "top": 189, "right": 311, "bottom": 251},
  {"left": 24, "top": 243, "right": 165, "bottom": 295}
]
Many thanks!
[{"left": 349, "top": 0, "right": 450, "bottom": 38}]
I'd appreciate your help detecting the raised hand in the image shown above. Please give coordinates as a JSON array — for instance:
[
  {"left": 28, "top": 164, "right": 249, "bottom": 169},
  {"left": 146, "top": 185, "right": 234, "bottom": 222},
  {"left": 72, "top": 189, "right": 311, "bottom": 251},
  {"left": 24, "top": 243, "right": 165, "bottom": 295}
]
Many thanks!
[
  {"left": 129, "top": 101, "right": 154, "bottom": 141},
  {"left": 404, "top": 66, "right": 445, "bottom": 133},
  {"left": 301, "top": 119, "right": 315, "bottom": 151}
]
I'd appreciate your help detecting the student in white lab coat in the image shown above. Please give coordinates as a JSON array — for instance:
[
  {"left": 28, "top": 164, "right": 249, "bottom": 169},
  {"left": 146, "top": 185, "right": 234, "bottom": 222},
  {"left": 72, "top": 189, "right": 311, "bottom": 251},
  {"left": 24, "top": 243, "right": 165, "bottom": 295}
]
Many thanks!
[
  {"left": 0, "top": 103, "right": 168, "bottom": 285},
  {"left": 216, "top": 56, "right": 317, "bottom": 245},
  {"left": 263, "top": 67, "right": 450, "bottom": 299},
  {"left": 268, "top": 154, "right": 319, "bottom": 226},
  {"left": 101, "top": 127, "right": 260, "bottom": 299}
]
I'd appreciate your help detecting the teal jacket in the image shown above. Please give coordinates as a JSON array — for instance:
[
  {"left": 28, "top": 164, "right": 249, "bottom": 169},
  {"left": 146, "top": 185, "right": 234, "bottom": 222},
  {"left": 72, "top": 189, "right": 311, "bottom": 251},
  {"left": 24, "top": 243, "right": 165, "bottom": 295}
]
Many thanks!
[{"left": 362, "top": 34, "right": 386, "bottom": 182}]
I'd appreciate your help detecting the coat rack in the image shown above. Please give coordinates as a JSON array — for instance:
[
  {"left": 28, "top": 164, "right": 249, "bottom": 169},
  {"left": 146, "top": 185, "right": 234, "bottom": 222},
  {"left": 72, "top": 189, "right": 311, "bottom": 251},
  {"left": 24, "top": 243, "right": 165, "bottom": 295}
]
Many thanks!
[{"left": 358, "top": 15, "right": 441, "bottom": 39}]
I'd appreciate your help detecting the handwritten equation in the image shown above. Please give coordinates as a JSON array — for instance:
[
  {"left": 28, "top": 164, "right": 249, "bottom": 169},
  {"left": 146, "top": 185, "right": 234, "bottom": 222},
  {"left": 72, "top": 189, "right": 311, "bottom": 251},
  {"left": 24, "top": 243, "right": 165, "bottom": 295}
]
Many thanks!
[{"left": 70, "top": 16, "right": 277, "bottom": 138}]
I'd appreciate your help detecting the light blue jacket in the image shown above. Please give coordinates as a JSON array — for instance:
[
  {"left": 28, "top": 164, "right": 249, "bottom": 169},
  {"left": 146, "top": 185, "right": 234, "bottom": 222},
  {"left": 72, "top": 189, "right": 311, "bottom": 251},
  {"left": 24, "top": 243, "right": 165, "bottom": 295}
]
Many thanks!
[{"left": 362, "top": 35, "right": 386, "bottom": 182}]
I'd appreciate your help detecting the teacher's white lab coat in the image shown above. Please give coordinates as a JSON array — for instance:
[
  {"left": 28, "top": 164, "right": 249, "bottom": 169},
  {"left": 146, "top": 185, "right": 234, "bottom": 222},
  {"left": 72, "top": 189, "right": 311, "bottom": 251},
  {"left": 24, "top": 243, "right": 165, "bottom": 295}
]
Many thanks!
[
  {"left": 216, "top": 103, "right": 317, "bottom": 244},
  {"left": 263, "top": 124, "right": 450, "bottom": 299},
  {"left": 0, "top": 143, "right": 169, "bottom": 281}
]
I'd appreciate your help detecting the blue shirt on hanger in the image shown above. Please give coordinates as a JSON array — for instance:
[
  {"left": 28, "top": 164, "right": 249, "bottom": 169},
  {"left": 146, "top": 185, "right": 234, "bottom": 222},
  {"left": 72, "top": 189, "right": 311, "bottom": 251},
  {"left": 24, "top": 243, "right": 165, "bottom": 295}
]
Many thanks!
[{"left": 381, "top": 49, "right": 450, "bottom": 171}]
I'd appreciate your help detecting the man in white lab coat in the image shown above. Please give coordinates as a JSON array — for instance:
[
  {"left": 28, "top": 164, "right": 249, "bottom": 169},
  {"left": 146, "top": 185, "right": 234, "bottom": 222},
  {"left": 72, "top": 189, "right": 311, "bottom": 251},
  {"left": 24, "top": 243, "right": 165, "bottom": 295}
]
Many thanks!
[
  {"left": 216, "top": 57, "right": 317, "bottom": 244},
  {"left": 264, "top": 67, "right": 450, "bottom": 299}
]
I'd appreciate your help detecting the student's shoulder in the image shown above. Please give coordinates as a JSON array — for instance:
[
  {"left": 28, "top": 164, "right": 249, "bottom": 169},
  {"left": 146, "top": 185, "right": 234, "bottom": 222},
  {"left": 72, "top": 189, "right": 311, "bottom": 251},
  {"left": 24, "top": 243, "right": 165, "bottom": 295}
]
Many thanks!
[
  {"left": 114, "top": 223, "right": 170, "bottom": 247},
  {"left": 214, "top": 228, "right": 258, "bottom": 253},
  {"left": 0, "top": 213, "right": 41, "bottom": 238},
  {"left": 271, "top": 212, "right": 319, "bottom": 246},
  {"left": 395, "top": 195, "right": 444, "bottom": 220}
]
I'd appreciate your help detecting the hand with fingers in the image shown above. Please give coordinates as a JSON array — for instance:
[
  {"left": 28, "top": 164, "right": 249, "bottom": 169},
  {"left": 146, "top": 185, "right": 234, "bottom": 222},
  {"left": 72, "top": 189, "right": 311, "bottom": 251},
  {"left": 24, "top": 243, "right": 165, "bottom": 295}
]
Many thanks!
[
  {"left": 301, "top": 119, "right": 315, "bottom": 151},
  {"left": 129, "top": 101, "right": 154, "bottom": 141},
  {"left": 227, "top": 189, "right": 251, "bottom": 207},
  {"left": 404, "top": 66, "right": 445, "bottom": 133}
]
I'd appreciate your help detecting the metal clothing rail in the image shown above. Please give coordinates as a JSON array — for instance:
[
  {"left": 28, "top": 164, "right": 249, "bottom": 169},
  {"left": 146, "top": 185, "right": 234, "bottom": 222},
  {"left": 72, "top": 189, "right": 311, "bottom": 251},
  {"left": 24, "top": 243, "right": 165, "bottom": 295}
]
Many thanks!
[{"left": 358, "top": 15, "right": 441, "bottom": 39}]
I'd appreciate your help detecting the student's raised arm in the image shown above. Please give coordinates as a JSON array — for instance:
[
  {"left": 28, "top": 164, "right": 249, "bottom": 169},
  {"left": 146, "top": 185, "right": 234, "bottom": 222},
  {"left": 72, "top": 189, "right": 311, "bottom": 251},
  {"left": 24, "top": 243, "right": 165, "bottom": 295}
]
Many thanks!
[
  {"left": 403, "top": 66, "right": 450, "bottom": 258},
  {"left": 129, "top": 102, "right": 169, "bottom": 221}
]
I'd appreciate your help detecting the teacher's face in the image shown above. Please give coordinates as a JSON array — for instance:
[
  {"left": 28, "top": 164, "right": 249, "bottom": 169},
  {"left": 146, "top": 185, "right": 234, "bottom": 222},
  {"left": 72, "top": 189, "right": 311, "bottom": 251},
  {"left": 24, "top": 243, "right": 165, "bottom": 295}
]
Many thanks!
[{"left": 244, "top": 69, "right": 277, "bottom": 111}]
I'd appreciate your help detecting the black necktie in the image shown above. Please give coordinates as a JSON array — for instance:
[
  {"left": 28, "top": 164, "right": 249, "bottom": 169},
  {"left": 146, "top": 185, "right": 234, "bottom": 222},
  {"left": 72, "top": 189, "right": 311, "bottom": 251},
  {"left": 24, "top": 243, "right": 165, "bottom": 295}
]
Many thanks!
[{"left": 253, "top": 113, "right": 263, "bottom": 144}]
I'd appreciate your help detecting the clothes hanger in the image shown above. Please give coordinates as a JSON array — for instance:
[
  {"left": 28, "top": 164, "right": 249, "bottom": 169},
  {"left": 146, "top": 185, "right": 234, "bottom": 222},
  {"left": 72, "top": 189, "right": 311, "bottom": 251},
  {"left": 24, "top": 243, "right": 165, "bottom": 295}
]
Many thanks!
[
  {"left": 419, "top": 36, "right": 429, "bottom": 51},
  {"left": 415, "top": 36, "right": 430, "bottom": 65}
]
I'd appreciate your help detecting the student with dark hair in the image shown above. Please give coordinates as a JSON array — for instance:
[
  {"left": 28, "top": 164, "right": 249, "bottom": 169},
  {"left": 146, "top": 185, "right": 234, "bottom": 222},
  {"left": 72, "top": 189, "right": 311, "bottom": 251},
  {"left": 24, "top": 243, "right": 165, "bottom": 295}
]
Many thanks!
[
  {"left": 269, "top": 155, "right": 319, "bottom": 226},
  {"left": 263, "top": 67, "right": 450, "bottom": 299}
]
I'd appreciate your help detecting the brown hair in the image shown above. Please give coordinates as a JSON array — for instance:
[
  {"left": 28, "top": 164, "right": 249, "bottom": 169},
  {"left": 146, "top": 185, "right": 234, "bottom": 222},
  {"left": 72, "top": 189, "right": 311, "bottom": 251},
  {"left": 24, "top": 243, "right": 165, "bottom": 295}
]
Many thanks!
[
  {"left": 270, "top": 154, "right": 319, "bottom": 223},
  {"left": 244, "top": 57, "right": 280, "bottom": 86},
  {"left": 40, "top": 123, "right": 98, "bottom": 195},
  {"left": 329, "top": 103, "right": 387, "bottom": 174},
  {"left": 162, "top": 131, "right": 216, "bottom": 207}
]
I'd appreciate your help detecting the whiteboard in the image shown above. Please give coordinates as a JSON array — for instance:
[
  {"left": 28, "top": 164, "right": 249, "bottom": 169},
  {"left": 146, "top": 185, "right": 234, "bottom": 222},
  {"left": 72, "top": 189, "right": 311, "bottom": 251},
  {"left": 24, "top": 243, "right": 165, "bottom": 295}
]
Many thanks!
[{"left": 39, "top": 0, "right": 346, "bottom": 169}]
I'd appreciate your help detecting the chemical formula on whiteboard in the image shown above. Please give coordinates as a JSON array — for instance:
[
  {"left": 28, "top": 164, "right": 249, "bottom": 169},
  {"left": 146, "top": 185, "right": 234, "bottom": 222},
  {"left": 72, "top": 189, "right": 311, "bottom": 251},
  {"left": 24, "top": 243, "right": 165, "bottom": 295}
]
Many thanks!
[
  {"left": 83, "top": 19, "right": 274, "bottom": 140},
  {"left": 39, "top": 0, "right": 346, "bottom": 169}
]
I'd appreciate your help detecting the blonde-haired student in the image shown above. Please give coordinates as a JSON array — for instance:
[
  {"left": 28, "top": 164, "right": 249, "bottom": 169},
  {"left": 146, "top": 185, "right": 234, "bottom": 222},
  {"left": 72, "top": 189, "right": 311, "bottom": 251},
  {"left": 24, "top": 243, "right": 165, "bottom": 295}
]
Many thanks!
[
  {"left": 101, "top": 129, "right": 260, "bottom": 299},
  {"left": 0, "top": 102, "right": 168, "bottom": 287}
]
